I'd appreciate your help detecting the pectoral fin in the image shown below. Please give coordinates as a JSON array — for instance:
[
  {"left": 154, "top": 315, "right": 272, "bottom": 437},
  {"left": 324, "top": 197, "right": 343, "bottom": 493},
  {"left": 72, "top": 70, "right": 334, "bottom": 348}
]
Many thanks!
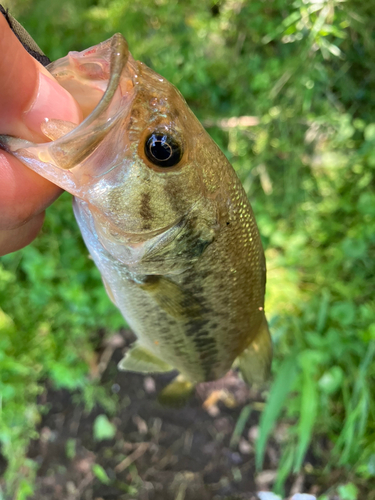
[
  {"left": 139, "top": 276, "right": 202, "bottom": 320},
  {"left": 238, "top": 315, "right": 272, "bottom": 386},
  {"left": 102, "top": 277, "right": 117, "bottom": 306},
  {"left": 118, "top": 342, "right": 173, "bottom": 373},
  {"left": 118, "top": 342, "right": 194, "bottom": 407},
  {"left": 158, "top": 374, "right": 195, "bottom": 408}
]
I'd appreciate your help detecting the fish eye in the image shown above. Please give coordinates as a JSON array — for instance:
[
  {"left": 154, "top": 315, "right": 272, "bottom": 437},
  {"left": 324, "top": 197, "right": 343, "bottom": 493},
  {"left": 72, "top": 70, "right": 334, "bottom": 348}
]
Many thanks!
[{"left": 145, "top": 133, "right": 182, "bottom": 168}]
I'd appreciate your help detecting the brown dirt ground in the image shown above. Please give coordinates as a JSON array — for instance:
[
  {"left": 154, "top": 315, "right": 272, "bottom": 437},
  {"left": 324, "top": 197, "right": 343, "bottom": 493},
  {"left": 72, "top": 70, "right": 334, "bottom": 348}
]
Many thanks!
[{"left": 8, "top": 331, "right": 367, "bottom": 500}]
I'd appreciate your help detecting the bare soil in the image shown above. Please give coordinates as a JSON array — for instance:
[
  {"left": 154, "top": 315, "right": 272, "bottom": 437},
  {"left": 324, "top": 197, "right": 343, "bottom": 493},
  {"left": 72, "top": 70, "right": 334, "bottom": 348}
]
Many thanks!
[{"left": 15, "top": 331, "right": 347, "bottom": 499}]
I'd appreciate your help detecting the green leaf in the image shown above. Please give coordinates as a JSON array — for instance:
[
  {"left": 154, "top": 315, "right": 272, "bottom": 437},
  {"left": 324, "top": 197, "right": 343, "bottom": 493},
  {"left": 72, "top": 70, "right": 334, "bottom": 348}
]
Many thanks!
[
  {"left": 92, "top": 464, "right": 111, "bottom": 485},
  {"left": 341, "top": 238, "right": 368, "bottom": 260},
  {"left": 367, "top": 454, "right": 375, "bottom": 476},
  {"left": 256, "top": 355, "right": 298, "bottom": 469},
  {"left": 357, "top": 192, "right": 375, "bottom": 216},
  {"left": 319, "top": 366, "right": 344, "bottom": 395},
  {"left": 329, "top": 302, "right": 356, "bottom": 326},
  {"left": 65, "top": 438, "right": 76, "bottom": 460},
  {"left": 337, "top": 483, "right": 359, "bottom": 500},
  {"left": 364, "top": 123, "right": 375, "bottom": 141},
  {"left": 93, "top": 415, "right": 116, "bottom": 441},
  {"left": 274, "top": 443, "right": 295, "bottom": 494}
]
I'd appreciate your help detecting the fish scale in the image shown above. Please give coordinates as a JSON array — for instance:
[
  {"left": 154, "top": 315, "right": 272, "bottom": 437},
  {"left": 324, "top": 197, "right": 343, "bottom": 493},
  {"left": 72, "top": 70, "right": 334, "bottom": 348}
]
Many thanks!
[{"left": 0, "top": 25, "right": 272, "bottom": 387}]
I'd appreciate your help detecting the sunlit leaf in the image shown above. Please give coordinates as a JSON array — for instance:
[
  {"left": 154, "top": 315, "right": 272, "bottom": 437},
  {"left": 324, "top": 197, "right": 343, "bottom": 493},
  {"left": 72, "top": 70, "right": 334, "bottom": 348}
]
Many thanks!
[
  {"left": 92, "top": 464, "right": 111, "bottom": 485},
  {"left": 337, "top": 483, "right": 359, "bottom": 500},
  {"left": 319, "top": 366, "right": 344, "bottom": 394},
  {"left": 93, "top": 415, "right": 116, "bottom": 441}
]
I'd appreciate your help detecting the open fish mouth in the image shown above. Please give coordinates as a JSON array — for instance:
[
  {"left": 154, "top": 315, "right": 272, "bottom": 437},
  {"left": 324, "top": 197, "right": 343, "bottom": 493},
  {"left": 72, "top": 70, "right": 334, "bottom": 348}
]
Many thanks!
[
  {"left": 0, "top": 34, "right": 142, "bottom": 198},
  {"left": 0, "top": 35, "right": 136, "bottom": 178},
  {"left": 43, "top": 33, "right": 135, "bottom": 171},
  {"left": 48, "top": 34, "right": 129, "bottom": 121}
]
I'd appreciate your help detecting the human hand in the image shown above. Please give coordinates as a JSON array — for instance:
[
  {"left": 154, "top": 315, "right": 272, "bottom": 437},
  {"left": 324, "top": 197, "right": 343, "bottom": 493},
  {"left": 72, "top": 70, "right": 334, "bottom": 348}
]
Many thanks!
[{"left": 0, "top": 14, "right": 81, "bottom": 256}]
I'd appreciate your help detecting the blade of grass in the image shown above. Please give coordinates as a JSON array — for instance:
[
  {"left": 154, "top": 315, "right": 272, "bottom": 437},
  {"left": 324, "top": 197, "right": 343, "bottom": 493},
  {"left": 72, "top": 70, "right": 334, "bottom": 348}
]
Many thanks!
[
  {"left": 316, "top": 289, "right": 330, "bottom": 333},
  {"left": 256, "top": 355, "right": 298, "bottom": 470},
  {"left": 230, "top": 404, "right": 252, "bottom": 448},
  {"left": 274, "top": 442, "right": 295, "bottom": 495},
  {"left": 334, "top": 342, "right": 375, "bottom": 464},
  {"left": 294, "top": 367, "right": 318, "bottom": 471}
]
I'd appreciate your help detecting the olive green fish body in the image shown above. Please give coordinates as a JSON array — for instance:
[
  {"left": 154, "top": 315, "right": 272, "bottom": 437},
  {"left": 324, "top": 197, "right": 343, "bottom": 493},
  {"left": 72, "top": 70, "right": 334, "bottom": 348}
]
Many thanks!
[{"left": 75, "top": 150, "right": 266, "bottom": 383}]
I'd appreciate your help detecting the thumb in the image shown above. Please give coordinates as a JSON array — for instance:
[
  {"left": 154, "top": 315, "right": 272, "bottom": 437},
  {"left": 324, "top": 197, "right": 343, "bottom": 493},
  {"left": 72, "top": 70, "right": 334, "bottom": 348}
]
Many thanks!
[
  {"left": 0, "top": 14, "right": 82, "bottom": 255},
  {"left": 0, "top": 14, "right": 81, "bottom": 141}
]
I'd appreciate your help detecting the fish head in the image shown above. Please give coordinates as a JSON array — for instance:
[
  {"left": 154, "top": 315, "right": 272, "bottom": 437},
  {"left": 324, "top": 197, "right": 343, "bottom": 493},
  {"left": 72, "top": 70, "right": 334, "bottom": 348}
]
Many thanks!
[
  {"left": 0, "top": 34, "right": 231, "bottom": 272},
  {"left": 82, "top": 58, "right": 215, "bottom": 237}
]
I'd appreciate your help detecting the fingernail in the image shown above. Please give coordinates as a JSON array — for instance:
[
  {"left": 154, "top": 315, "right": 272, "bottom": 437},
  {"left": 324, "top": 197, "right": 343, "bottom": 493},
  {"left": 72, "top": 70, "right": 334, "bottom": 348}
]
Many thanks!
[{"left": 24, "top": 72, "right": 82, "bottom": 137}]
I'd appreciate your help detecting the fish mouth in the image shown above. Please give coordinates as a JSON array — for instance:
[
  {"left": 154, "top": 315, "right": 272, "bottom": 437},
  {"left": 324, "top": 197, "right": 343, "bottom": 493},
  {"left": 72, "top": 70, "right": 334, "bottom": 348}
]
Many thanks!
[{"left": 44, "top": 34, "right": 136, "bottom": 171}]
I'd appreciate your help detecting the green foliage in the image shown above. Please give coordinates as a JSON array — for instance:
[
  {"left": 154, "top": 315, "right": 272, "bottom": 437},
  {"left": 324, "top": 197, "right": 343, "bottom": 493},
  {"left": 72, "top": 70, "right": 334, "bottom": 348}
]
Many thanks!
[
  {"left": 0, "top": 0, "right": 375, "bottom": 497},
  {"left": 65, "top": 438, "right": 76, "bottom": 460},
  {"left": 337, "top": 483, "right": 359, "bottom": 500},
  {"left": 0, "top": 194, "right": 122, "bottom": 496},
  {"left": 93, "top": 414, "right": 117, "bottom": 441},
  {"left": 92, "top": 464, "right": 111, "bottom": 485}
]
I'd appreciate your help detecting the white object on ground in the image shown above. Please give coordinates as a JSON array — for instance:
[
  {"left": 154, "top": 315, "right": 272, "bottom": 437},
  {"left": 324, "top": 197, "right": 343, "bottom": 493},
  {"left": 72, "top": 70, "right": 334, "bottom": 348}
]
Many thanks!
[
  {"left": 291, "top": 495, "right": 317, "bottom": 500},
  {"left": 257, "top": 493, "right": 282, "bottom": 500},
  {"left": 257, "top": 493, "right": 317, "bottom": 500}
]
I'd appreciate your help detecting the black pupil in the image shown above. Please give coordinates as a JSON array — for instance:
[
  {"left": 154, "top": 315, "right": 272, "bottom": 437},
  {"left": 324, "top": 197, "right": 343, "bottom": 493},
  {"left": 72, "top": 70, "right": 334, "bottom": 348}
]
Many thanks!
[
  {"left": 151, "top": 139, "right": 172, "bottom": 161},
  {"left": 145, "top": 133, "right": 182, "bottom": 168}
]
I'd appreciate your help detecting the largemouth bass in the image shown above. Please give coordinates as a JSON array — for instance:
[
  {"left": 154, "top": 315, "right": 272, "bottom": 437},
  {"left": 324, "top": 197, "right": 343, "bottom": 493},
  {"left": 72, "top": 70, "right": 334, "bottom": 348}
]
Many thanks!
[{"left": 0, "top": 28, "right": 272, "bottom": 386}]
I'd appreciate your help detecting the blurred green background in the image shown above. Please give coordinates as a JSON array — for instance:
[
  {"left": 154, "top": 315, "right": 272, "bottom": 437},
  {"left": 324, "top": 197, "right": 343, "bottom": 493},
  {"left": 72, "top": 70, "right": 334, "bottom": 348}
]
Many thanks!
[{"left": 0, "top": 0, "right": 374, "bottom": 498}]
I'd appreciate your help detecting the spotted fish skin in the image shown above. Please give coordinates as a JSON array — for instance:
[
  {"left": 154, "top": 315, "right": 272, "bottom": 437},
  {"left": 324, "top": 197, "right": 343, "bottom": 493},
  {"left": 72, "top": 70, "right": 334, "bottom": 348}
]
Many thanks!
[{"left": 0, "top": 34, "right": 271, "bottom": 384}]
